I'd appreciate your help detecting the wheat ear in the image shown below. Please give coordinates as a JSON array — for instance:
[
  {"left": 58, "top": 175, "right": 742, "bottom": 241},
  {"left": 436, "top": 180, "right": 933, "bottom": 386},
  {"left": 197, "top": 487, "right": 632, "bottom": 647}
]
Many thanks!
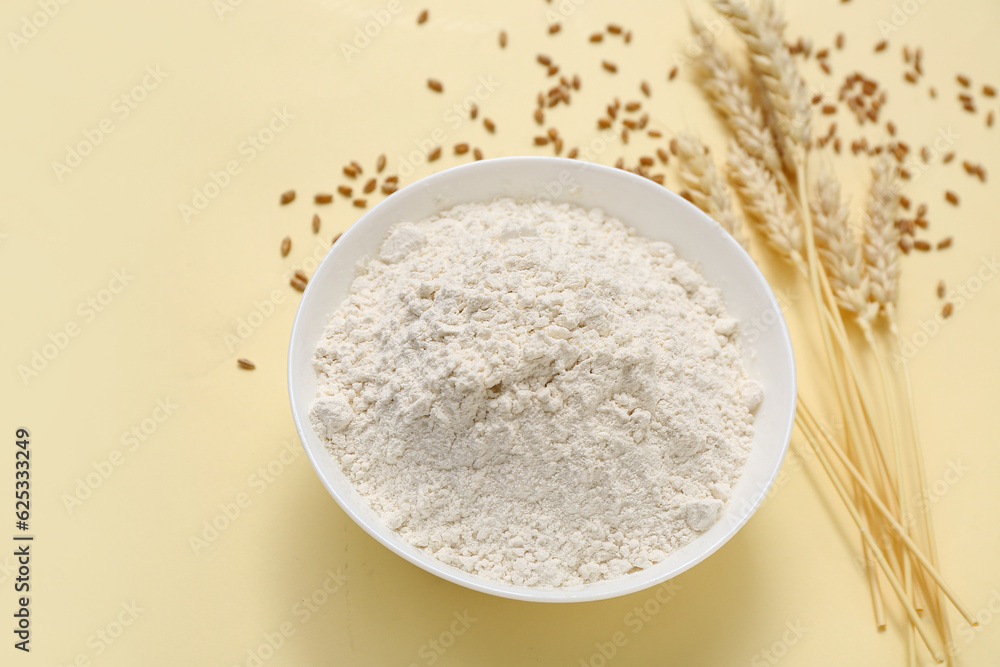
[
  {"left": 689, "top": 15, "right": 784, "bottom": 177},
  {"left": 863, "top": 155, "right": 902, "bottom": 316},
  {"left": 711, "top": 0, "right": 811, "bottom": 174},
  {"left": 725, "top": 142, "right": 802, "bottom": 264},
  {"left": 812, "top": 164, "right": 879, "bottom": 330},
  {"left": 672, "top": 132, "right": 749, "bottom": 249}
]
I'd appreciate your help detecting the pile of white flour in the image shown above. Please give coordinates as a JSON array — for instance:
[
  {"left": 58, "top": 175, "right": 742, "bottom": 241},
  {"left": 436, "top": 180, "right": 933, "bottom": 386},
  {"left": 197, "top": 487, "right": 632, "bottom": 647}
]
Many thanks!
[{"left": 310, "top": 198, "right": 762, "bottom": 587}]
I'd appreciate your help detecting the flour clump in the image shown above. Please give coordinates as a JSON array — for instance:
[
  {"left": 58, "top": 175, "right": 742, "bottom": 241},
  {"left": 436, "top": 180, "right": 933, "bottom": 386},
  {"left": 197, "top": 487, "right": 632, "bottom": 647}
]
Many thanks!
[{"left": 310, "top": 198, "right": 762, "bottom": 587}]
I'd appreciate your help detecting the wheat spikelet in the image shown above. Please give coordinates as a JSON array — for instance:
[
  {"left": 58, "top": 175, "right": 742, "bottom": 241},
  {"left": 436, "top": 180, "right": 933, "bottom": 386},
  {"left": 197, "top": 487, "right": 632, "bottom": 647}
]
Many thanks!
[
  {"left": 863, "top": 155, "right": 902, "bottom": 316},
  {"left": 812, "top": 164, "right": 879, "bottom": 328},
  {"left": 673, "top": 132, "right": 749, "bottom": 249},
  {"left": 689, "top": 16, "right": 784, "bottom": 176},
  {"left": 711, "top": 0, "right": 811, "bottom": 172},
  {"left": 758, "top": 0, "right": 787, "bottom": 36},
  {"left": 725, "top": 142, "right": 803, "bottom": 263}
]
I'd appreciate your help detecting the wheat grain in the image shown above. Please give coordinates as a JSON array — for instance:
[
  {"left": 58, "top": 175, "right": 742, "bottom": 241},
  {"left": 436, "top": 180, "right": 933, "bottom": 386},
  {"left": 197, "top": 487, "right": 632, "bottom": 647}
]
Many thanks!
[
  {"left": 863, "top": 155, "right": 902, "bottom": 316},
  {"left": 673, "top": 132, "right": 749, "bottom": 249},
  {"left": 689, "top": 16, "right": 783, "bottom": 176},
  {"left": 726, "top": 142, "right": 803, "bottom": 262}
]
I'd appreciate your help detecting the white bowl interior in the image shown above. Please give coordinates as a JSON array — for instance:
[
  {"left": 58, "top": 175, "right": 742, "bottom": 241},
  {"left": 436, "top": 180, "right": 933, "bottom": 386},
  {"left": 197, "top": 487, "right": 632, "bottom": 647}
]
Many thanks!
[{"left": 288, "top": 157, "right": 796, "bottom": 602}]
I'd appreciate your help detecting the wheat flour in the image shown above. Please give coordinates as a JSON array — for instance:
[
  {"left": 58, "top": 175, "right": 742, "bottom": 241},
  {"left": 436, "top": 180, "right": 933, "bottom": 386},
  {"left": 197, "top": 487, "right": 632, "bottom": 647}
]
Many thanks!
[{"left": 310, "top": 198, "right": 762, "bottom": 587}]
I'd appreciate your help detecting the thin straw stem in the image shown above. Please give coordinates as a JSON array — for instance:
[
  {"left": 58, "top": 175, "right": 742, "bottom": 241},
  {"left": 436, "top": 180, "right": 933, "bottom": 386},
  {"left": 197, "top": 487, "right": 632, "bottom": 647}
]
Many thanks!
[
  {"left": 798, "top": 400, "right": 978, "bottom": 626},
  {"left": 889, "top": 307, "right": 957, "bottom": 659},
  {"left": 797, "top": 413, "right": 945, "bottom": 662}
]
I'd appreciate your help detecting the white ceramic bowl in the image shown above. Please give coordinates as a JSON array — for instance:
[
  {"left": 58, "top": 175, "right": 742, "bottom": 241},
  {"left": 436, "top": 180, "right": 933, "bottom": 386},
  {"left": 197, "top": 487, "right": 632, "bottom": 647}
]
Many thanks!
[{"left": 288, "top": 157, "right": 796, "bottom": 602}]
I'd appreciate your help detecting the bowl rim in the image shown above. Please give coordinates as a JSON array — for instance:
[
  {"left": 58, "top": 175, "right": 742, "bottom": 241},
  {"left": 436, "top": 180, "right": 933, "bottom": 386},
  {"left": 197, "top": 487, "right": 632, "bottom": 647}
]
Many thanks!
[{"left": 288, "top": 155, "right": 796, "bottom": 602}]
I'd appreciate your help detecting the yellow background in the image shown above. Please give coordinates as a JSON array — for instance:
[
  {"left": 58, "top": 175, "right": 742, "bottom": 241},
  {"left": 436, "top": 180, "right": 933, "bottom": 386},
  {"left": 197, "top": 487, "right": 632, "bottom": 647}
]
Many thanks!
[{"left": 3, "top": 0, "right": 998, "bottom": 664}]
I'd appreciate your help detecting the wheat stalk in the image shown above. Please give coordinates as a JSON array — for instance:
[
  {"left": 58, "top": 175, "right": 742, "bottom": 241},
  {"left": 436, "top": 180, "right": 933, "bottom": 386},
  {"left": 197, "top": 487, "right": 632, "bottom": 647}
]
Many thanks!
[
  {"left": 796, "top": 404, "right": 959, "bottom": 662},
  {"left": 859, "top": 154, "right": 945, "bottom": 663},
  {"left": 731, "top": 145, "right": 894, "bottom": 623},
  {"left": 863, "top": 155, "right": 902, "bottom": 317},
  {"left": 824, "top": 160, "right": 916, "bottom": 657},
  {"left": 711, "top": 0, "right": 811, "bottom": 175},
  {"left": 672, "top": 132, "right": 750, "bottom": 249},
  {"left": 691, "top": 4, "right": 966, "bottom": 661},
  {"left": 725, "top": 143, "right": 802, "bottom": 263},
  {"left": 689, "top": 16, "right": 784, "bottom": 177},
  {"left": 811, "top": 164, "right": 879, "bottom": 330}
]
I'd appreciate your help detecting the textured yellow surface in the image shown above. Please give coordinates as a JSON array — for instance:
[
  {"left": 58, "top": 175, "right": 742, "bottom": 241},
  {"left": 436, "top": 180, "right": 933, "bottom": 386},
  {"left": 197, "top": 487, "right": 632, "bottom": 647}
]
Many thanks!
[{"left": 3, "top": 0, "right": 999, "bottom": 665}]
